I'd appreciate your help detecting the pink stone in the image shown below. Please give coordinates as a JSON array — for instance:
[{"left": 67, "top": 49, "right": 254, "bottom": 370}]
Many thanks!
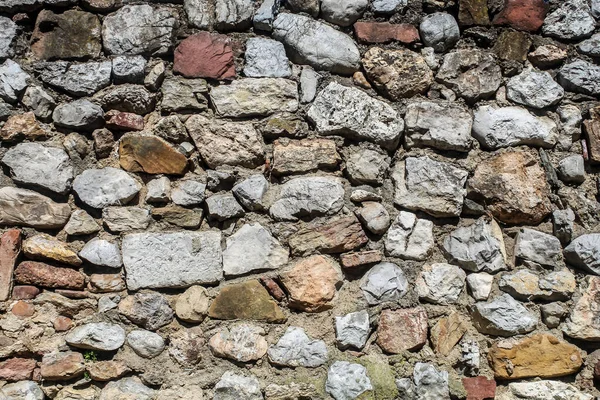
[{"left": 174, "top": 32, "right": 236, "bottom": 80}]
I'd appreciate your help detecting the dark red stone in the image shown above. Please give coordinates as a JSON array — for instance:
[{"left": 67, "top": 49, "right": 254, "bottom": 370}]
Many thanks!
[
  {"left": 14, "top": 261, "right": 86, "bottom": 290},
  {"left": 0, "top": 358, "right": 37, "bottom": 381},
  {"left": 463, "top": 376, "right": 496, "bottom": 400},
  {"left": 354, "top": 22, "right": 420, "bottom": 44},
  {"left": 492, "top": 0, "right": 549, "bottom": 32},
  {"left": 173, "top": 32, "right": 236, "bottom": 80},
  {"left": 0, "top": 229, "right": 21, "bottom": 301},
  {"left": 12, "top": 285, "right": 40, "bottom": 300},
  {"left": 106, "top": 111, "right": 144, "bottom": 132}
]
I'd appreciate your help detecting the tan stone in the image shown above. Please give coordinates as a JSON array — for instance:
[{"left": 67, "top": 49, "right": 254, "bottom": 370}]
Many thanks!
[
  {"left": 88, "top": 274, "right": 126, "bottom": 293},
  {"left": 272, "top": 138, "right": 340, "bottom": 175},
  {"left": 0, "top": 112, "right": 49, "bottom": 142},
  {"left": 168, "top": 326, "right": 205, "bottom": 366},
  {"left": 119, "top": 135, "right": 188, "bottom": 175},
  {"left": 340, "top": 250, "right": 383, "bottom": 269},
  {"left": 208, "top": 324, "right": 268, "bottom": 362},
  {"left": 430, "top": 312, "right": 468, "bottom": 356},
  {"left": 23, "top": 234, "right": 82, "bottom": 266},
  {"left": 0, "top": 229, "right": 21, "bottom": 301},
  {"left": 563, "top": 276, "right": 600, "bottom": 340},
  {"left": 376, "top": 307, "right": 428, "bottom": 353},
  {"left": 175, "top": 286, "right": 210, "bottom": 323},
  {"left": 11, "top": 300, "right": 34, "bottom": 317},
  {"left": 0, "top": 187, "right": 71, "bottom": 229},
  {"left": 40, "top": 351, "right": 85, "bottom": 381},
  {"left": 87, "top": 360, "right": 130, "bottom": 381},
  {"left": 584, "top": 107, "right": 600, "bottom": 164},
  {"left": 288, "top": 216, "right": 368, "bottom": 256},
  {"left": 488, "top": 333, "right": 583, "bottom": 379},
  {"left": 280, "top": 255, "right": 342, "bottom": 312}
]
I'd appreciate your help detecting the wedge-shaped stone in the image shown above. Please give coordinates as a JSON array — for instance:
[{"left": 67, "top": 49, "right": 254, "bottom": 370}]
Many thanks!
[
  {"left": 268, "top": 326, "right": 328, "bottom": 367},
  {"left": 23, "top": 234, "right": 81, "bottom": 266},
  {"left": 119, "top": 135, "right": 187, "bottom": 175},
  {"left": 472, "top": 293, "right": 538, "bottom": 336},
  {"left": 0, "top": 187, "right": 70, "bottom": 229}
]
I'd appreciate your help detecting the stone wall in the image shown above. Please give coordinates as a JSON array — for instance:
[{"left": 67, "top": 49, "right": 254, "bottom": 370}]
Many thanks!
[{"left": 0, "top": 0, "right": 600, "bottom": 398}]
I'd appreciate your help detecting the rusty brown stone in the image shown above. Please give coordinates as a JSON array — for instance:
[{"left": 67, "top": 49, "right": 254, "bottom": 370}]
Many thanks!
[
  {"left": 173, "top": 32, "right": 236, "bottom": 80},
  {"left": 462, "top": 376, "right": 496, "bottom": 400},
  {"left": 376, "top": 307, "right": 428, "bottom": 354},
  {"left": 0, "top": 229, "right": 21, "bottom": 301},
  {"left": 430, "top": 312, "right": 468, "bottom": 356},
  {"left": 260, "top": 277, "right": 286, "bottom": 302},
  {"left": 119, "top": 135, "right": 188, "bottom": 175},
  {"left": 353, "top": 22, "right": 420, "bottom": 44},
  {"left": 40, "top": 351, "right": 85, "bottom": 381},
  {"left": 14, "top": 261, "right": 86, "bottom": 290},
  {"left": 0, "top": 358, "right": 36, "bottom": 381},
  {"left": 11, "top": 300, "right": 34, "bottom": 317},
  {"left": 11, "top": 285, "right": 39, "bottom": 300},
  {"left": 288, "top": 216, "right": 368, "bottom": 256},
  {"left": 493, "top": 0, "right": 549, "bottom": 32},
  {"left": 87, "top": 274, "right": 126, "bottom": 293},
  {"left": 0, "top": 112, "right": 48, "bottom": 142},
  {"left": 87, "top": 360, "right": 130, "bottom": 381},
  {"left": 340, "top": 250, "right": 383, "bottom": 269}
]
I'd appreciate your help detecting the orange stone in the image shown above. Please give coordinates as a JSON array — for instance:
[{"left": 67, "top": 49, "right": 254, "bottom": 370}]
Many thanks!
[{"left": 11, "top": 300, "right": 34, "bottom": 317}]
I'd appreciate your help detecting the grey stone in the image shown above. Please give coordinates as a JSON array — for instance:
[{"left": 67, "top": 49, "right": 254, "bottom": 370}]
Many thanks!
[
  {"left": 102, "top": 207, "right": 151, "bottom": 232},
  {"left": 244, "top": 37, "right": 291, "bottom": 78},
  {"left": 94, "top": 84, "right": 156, "bottom": 114},
  {"left": 355, "top": 202, "right": 390, "bottom": 235},
  {"left": 552, "top": 208, "right": 575, "bottom": 245},
  {"left": 360, "top": 261, "right": 408, "bottom": 305},
  {"left": 466, "top": 272, "right": 493, "bottom": 301},
  {"left": 127, "top": 330, "right": 165, "bottom": 358},
  {"left": 223, "top": 223, "right": 288, "bottom": 277},
  {"left": 0, "top": 17, "right": 17, "bottom": 60},
  {"left": 385, "top": 211, "right": 434, "bottom": 261},
  {"left": 472, "top": 105, "right": 558, "bottom": 150},
  {"left": 326, "top": 361, "right": 372, "bottom": 400},
  {"left": 146, "top": 177, "right": 171, "bottom": 203},
  {"left": 472, "top": 293, "right": 538, "bottom": 336},
  {"left": 350, "top": 189, "right": 382, "bottom": 203},
  {"left": 542, "top": 0, "right": 595, "bottom": 40},
  {"left": 300, "top": 66, "right": 320, "bottom": 103},
  {"left": 37, "top": 61, "right": 112, "bottom": 97},
  {"left": 210, "top": 78, "right": 298, "bottom": 117},
  {"left": 442, "top": 217, "right": 507, "bottom": 273},
  {"left": 268, "top": 326, "right": 328, "bottom": 367},
  {"left": 372, "top": 0, "right": 406, "bottom": 13},
  {"left": 161, "top": 76, "right": 208, "bottom": 112},
  {"left": 171, "top": 179, "right": 206, "bottom": 206},
  {"left": 0, "top": 59, "right": 29, "bottom": 103},
  {"left": 593, "top": 0, "right": 600, "bottom": 17},
  {"left": 102, "top": 5, "right": 178, "bottom": 55},
  {"left": 392, "top": 156, "right": 468, "bottom": 218},
  {"left": 558, "top": 59, "right": 600, "bottom": 96},
  {"left": 413, "top": 363, "right": 449, "bottom": 400},
  {"left": 21, "top": 85, "right": 56, "bottom": 120},
  {"left": 206, "top": 194, "right": 245, "bottom": 221},
  {"left": 215, "top": 0, "right": 253, "bottom": 31},
  {"left": 578, "top": 33, "right": 600, "bottom": 57},
  {"left": 335, "top": 310, "right": 370, "bottom": 350},
  {"left": 2, "top": 143, "right": 73, "bottom": 195},
  {"left": 269, "top": 176, "right": 345, "bottom": 221},
  {"left": 557, "top": 155, "right": 585, "bottom": 184},
  {"left": 145, "top": 61, "right": 165, "bottom": 91},
  {"left": 404, "top": 101, "right": 472, "bottom": 152},
  {"left": 119, "top": 292, "right": 174, "bottom": 331},
  {"left": 65, "top": 322, "right": 126, "bottom": 351},
  {"left": 232, "top": 174, "right": 269, "bottom": 211},
  {"left": 98, "top": 295, "right": 120, "bottom": 313},
  {"left": 100, "top": 377, "right": 155, "bottom": 400},
  {"left": 112, "top": 55, "right": 147, "bottom": 83},
  {"left": 344, "top": 147, "right": 389, "bottom": 185},
  {"left": 540, "top": 302, "right": 568, "bottom": 328},
  {"left": 396, "top": 378, "right": 415, "bottom": 400},
  {"left": 286, "top": 0, "right": 319, "bottom": 16},
  {"left": 514, "top": 228, "right": 563, "bottom": 268},
  {"left": 0, "top": 381, "right": 44, "bottom": 400},
  {"left": 420, "top": 13, "right": 459, "bottom": 52},
  {"left": 65, "top": 210, "right": 100, "bottom": 236},
  {"left": 122, "top": 231, "right": 222, "bottom": 289},
  {"left": 52, "top": 99, "right": 105, "bottom": 131},
  {"left": 321, "top": 0, "right": 368, "bottom": 26},
  {"left": 185, "top": 0, "right": 214, "bottom": 29},
  {"left": 79, "top": 239, "right": 122, "bottom": 268},
  {"left": 308, "top": 82, "right": 404, "bottom": 150},
  {"left": 214, "top": 371, "right": 262, "bottom": 400},
  {"left": 416, "top": 263, "right": 466, "bottom": 305},
  {"left": 272, "top": 13, "right": 360, "bottom": 75},
  {"left": 0, "top": 100, "right": 12, "bottom": 121},
  {"left": 564, "top": 234, "right": 600, "bottom": 275},
  {"left": 0, "top": 187, "right": 71, "bottom": 229},
  {"left": 73, "top": 167, "right": 141, "bottom": 209},
  {"left": 500, "top": 381, "right": 593, "bottom": 400},
  {"left": 152, "top": 115, "right": 189, "bottom": 143},
  {"left": 254, "top": 0, "right": 279, "bottom": 31},
  {"left": 506, "top": 69, "right": 564, "bottom": 109}
]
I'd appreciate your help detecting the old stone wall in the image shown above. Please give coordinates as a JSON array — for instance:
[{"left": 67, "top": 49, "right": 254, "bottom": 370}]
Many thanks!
[{"left": 0, "top": 0, "right": 600, "bottom": 398}]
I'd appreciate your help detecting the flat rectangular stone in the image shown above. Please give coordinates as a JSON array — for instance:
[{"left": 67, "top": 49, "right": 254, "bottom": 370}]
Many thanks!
[
  {"left": 340, "top": 250, "right": 383, "bottom": 269},
  {"left": 288, "top": 216, "right": 368, "bottom": 256}
]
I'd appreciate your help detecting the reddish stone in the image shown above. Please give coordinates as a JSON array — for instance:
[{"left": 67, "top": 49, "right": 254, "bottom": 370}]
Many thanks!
[
  {"left": 12, "top": 285, "right": 40, "bottom": 300},
  {"left": 106, "top": 111, "right": 144, "bottom": 132},
  {"left": 54, "top": 316, "right": 73, "bottom": 332},
  {"left": 40, "top": 351, "right": 85, "bottom": 381},
  {"left": 260, "top": 277, "right": 286, "bottom": 301},
  {"left": 174, "top": 32, "right": 236, "bottom": 80},
  {"left": 0, "top": 229, "right": 21, "bottom": 301},
  {"left": 55, "top": 289, "right": 90, "bottom": 299},
  {"left": 11, "top": 300, "right": 35, "bottom": 317},
  {"left": 463, "top": 377, "right": 496, "bottom": 400},
  {"left": 376, "top": 308, "right": 428, "bottom": 354},
  {"left": 492, "top": 0, "right": 549, "bottom": 32},
  {"left": 354, "top": 22, "right": 419, "bottom": 44},
  {"left": 340, "top": 250, "right": 383, "bottom": 269},
  {"left": 0, "top": 358, "right": 37, "bottom": 381},
  {"left": 14, "top": 261, "right": 86, "bottom": 290}
]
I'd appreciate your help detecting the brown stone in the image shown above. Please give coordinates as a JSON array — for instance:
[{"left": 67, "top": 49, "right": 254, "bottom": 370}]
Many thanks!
[
  {"left": 168, "top": 326, "right": 205, "bottom": 366},
  {"left": 92, "top": 128, "right": 115, "bottom": 159},
  {"left": 106, "top": 111, "right": 145, "bottom": 132},
  {"left": 173, "top": 32, "right": 235, "bottom": 80},
  {"left": 0, "top": 358, "right": 36, "bottom": 381},
  {"left": 87, "top": 274, "right": 125, "bottom": 293},
  {"left": 340, "top": 250, "right": 383, "bottom": 269},
  {"left": 288, "top": 216, "right": 368, "bottom": 256},
  {"left": 584, "top": 109, "right": 600, "bottom": 164},
  {"left": 119, "top": 135, "right": 188, "bottom": 175},
  {"left": 280, "top": 255, "right": 342, "bottom": 312},
  {"left": 40, "top": 351, "right": 85, "bottom": 380},
  {"left": 353, "top": 22, "right": 419, "bottom": 44},
  {"left": 430, "top": 312, "right": 468, "bottom": 356},
  {"left": 175, "top": 286, "right": 210, "bottom": 323},
  {"left": 493, "top": 0, "right": 549, "bottom": 32},
  {"left": 488, "top": 333, "right": 583, "bottom": 379},
  {"left": 87, "top": 360, "right": 130, "bottom": 381},
  {"left": 0, "top": 112, "right": 48, "bottom": 142},
  {"left": 209, "top": 280, "right": 286, "bottom": 323},
  {"left": 151, "top": 206, "right": 202, "bottom": 229},
  {"left": 260, "top": 277, "right": 286, "bottom": 301},
  {"left": 11, "top": 300, "right": 34, "bottom": 317},
  {"left": 0, "top": 187, "right": 71, "bottom": 229},
  {"left": 55, "top": 290, "right": 90, "bottom": 299},
  {"left": 459, "top": 0, "right": 490, "bottom": 26},
  {"left": 493, "top": 30, "right": 532, "bottom": 61},
  {"left": 272, "top": 138, "right": 340, "bottom": 175},
  {"left": 31, "top": 10, "right": 102, "bottom": 60},
  {"left": 462, "top": 377, "right": 496, "bottom": 400},
  {"left": 528, "top": 44, "right": 568, "bottom": 69},
  {"left": 12, "top": 285, "right": 40, "bottom": 300},
  {"left": 468, "top": 152, "right": 552, "bottom": 225},
  {"left": 23, "top": 233, "right": 82, "bottom": 266},
  {"left": 0, "top": 229, "right": 21, "bottom": 301},
  {"left": 54, "top": 316, "right": 73, "bottom": 332},
  {"left": 376, "top": 308, "right": 428, "bottom": 354},
  {"left": 14, "top": 261, "right": 85, "bottom": 290}
]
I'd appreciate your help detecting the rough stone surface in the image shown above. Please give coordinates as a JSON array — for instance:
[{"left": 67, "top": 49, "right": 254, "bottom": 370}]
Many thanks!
[
  {"left": 65, "top": 323, "right": 125, "bottom": 351},
  {"left": 209, "top": 280, "right": 286, "bottom": 322},
  {"left": 73, "top": 167, "right": 141, "bottom": 209},
  {"left": 52, "top": 99, "right": 104, "bottom": 131},
  {"left": 564, "top": 234, "right": 600, "bottom": 275},
  {"left": 119, "top": 292, "right": 174, "bottom": 331},
  {"left": 326, "top": 361, "right": 372, "bottom": 400},
  {"left": 420, "top": 13, "right": 459, "bottom": 52},
  {"left": 160, "top": 76, "right": 208, "bottom": 112},
  {"left": 209, "top": 324, "right": 268, "bottom": 362},
  {"left": 244, "top": 37, "right": 291, "bottom": 78},
  {"left": 321, "top": 0, "right": 367, "bottom": 26},
  {"left": 0, "top": 188, "right": 71, "bottom": 229},
  {"left": 173, "top": 32, "right": 235, "bottom": 79},
  {"left": 506, "top": 69, "right": 564, "bottom": 109},
  {"left": 416, "top": 263, "right": 466, "bottom": 305},
  {"left": 354, "top": 22, "right": 419, "bottom": 44},
  {"left": 214, "top": 371, "right": 262, "bottom": 400},
  {"left": 385, "top": 211, "right": 434, "bottom": 261},
  {"left": 127, "top": 329, "right": 165, "bottom": 358},
  {"left": 268, "top": 326, "right": 328, "bottom": 367},
  {"left": 376, "top": 308, "right": 428, "bottom": 353},
  {"left": 514, "top": 228, "right": 563, "bottom": 268},
  {"left": 273, "top": 138, "right": 339, "bottom": 175},
  {"left": 288, "top": 216, "right": 368, "bottom": 256},
  {"left": 119, "top": 135, "right": 187, "bottom": 175},
  {"left": 542, "top": 0, "right": 594, "bottom": 40},
  {"left": 472, "top": 294, "right": 538, "bottom": 336},
  {"left": 36, "top": 61, "right": 112, "bottom": 97},
  {"left": 23, "top": 234, "right": 80, "bottom": 266},
  {"left": 79, "top": 239, "right": 121, "bottom": 268},
  {"left": 563, "top": 277, "right": 600, "bottom": 340},
  {"left": 335, "top": 310, "right": 370, "bottom": 350}
]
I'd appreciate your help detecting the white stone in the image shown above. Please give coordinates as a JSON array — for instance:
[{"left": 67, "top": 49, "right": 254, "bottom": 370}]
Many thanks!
[
  {"left": 79, "top": 239, "right": 122, "bottom": 268},
  {"left": 472, "top": 293, "right": 538, "bottom": 336},
  {"left": 564, "top": 234, "right": 600, "bottom": 275},
  {"left": 506, "top": 69, "right": 564, "bottom": 109},
  {"left": 326, "top": 361, "right": 372, "bottom": 400},
  {"left": 557, "top": 154, "right": 585, "bottom": 184},
  {"left": 146, "top": 177, "right": 171, "bottom": 203},
  {"left": 385, "top": 211, "right": 434, "bottom": 261},
  {"left": 232, "top": 174, "right": 269, "bottom": 211},
  {"left": 127, "top": 329, "right": 165, "bottom": 358},
  {"left": 65, "top": 322, "right": 126, "bottom": 351},
  {"left": 244, "top": 37, "right": 291, "bottom": 78},
  {"left": 300, "top": 66, "right": 320, "bottom": 103},
  {"left": 558, "top": 59, "right": 600, "bottom": 96},
  {"left": 497, "top": 381, "right": 593, "bottom": 400},
  {"left": 215, "top": 0, "right": 253, "bottom": 31},
  {"left": 184, "top": 0, "right": 214, "bottom": 29},
  {"left": 335, "top": 310, "right": 370, "bottom": 350},
  {"left": 372, "top": 0, "right": 406, "bottom": 13},
  {"left": 99, "top": 377, "right": 155, "bottom": 400},
  {"left": 321, "top": 0, "right": 368, "bottom": 26},
  {"left": 360, "top": 262, "right": 408, "bottom": 305},
  {"left": 413, "top": 363, "right": 449, "bottom": 400},
  {"left": 73, "top": 167, "right": 141, "bottom": 209},
  {"left": 0, "top": 17, "right": 17, "bottom": 60},
  {"left": 268, "top": 326, "right": 328, "bottom": 367},
  {"left": 253, "top": 0, "right": 279, "bottom": 31},
  {"left": 416, "top": 263, "right": 466, "bottom": 305},
  {"left": 214, "top": 371, "right": 262, "bottom": 400},
  {"left": 37, "top": 61, "right": 112, "bottom": 97},
  {"left": 466, "top": 273, "right": 493, "bottom": 301},
  {"left": 0, "top": 381, "right": 44, "bottom": 400},
  {"left": 514, "top": 228, "right": 563, "bottom": 268},
  {"left": 0, "top": 59, "right": 29, "bottom": 103},
  {"left": 64, "top": 210, "right": 100, "bottom": 236},
  {"left": 112, "top": 55, "right": 147, "bottom": 84}
]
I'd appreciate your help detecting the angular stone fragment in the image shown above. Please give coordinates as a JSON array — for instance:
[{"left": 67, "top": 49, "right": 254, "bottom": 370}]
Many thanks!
[
  {"left": 413, "top": 363, "right": 450, "bottom": 400},
  {"left": 468, "top": 152, "right": 552, "bottom": 225},
  {"left": 514, "top": 228, "right": 563, "bottom": 268},
  {"left": 335, "top": 310, "right": 370, "bottom": 350},
  {"left": 36, "top": 61, "right": 112, "bottom": 97},
  {"left": 52, "top": 99, "right": 104, "bottom": 131},
  {"left": 416, "top": 263, "right": 466, "bottom": 305},
  {"left": 244, "top": 37, "right": 291, "bottom": 78},
  {"left": 174, "top": 32, "right": 235, "bottom": 79},
  {"left": 14, "top": 261, "right": 84, "bottom": 289},
  {"left": 123, "top": 231, "right": 222, "bottom": 290},
  {"left": 362, "top": 47, "right": 433, "bottom": 100},
  {"left": 563, "top": 276, "right": 600, "bottom": 340},
  {"left": 528, "top": 44, "right": 567, "bottom": 69},
  {"left": 209, "top": 324, "right": 268, "bottom": 362},
  {"left": 210, "top": 78, "right": 298, "bottom": 117},
  {"left": 458, "top": 0, "right": 489, "bottom": 25},
  {"left": 87, "top": 360, "right": 130, "bottom": 382},
  {"left": 112, "top": 56, "right": 146, "bottom": 84},
  {"left": 254, "top": 0, "right": 279, "bottom": 31},
  {"left": 420, "top": 12, "right": 459, "bottom": 52},
  {"left": 360, "top": 262, "right": 408, "bottom": 305},
  {"left": 542, "top": 0, "right": 594, "bottom": 40},
  {"left": 0, "top": 112, "right": 47, "bottom": 143},
  {"left": 102, "top": 206, "right": 150, "bottom": 232},
  {"left": 288, "top": 216, "right": 368, "bottom": 256},
  {"left": 119, "top": 135, "right": 187, "bottom": 175},
  {"left": 281, "top": 255, "right": 342, "bottom": 312},
  {"left": 557, "top": 155, "right": 585, "bottom": 184},
  {"left": 214, "top": 0, "right": 252, "bottom": 31},
  {"left": 40, "top": 351, "right": 85, "bottom": 380},
  {"left": 0, "top": 381, "right": 44, "bottom": 400},
  {"left": 308, "top": 82, "right": 403, "bottom": 150},
  {"left": 73, "top": 168, "right": 140, "bottom": 209},
  {"left": 31, "top": 10, "right": 101, "bottom": 60},
  {"left": 273, "top": 138, "right": 339, "bottom": 175},
  {"left": 0, "top": 230, "right": 21, "bottom": 302},
  {"left": 0, "top": 187, "right": 70, "bottom": 229},
  {"left": 384, "top": 211, "right": 433, "bottom": 261},
  {"left": 431, "top": 312, "right": 467, "bottom": 356},
  {"left": 272, "top": 13, "right": 360, "bottom": 75},
  {"left": 209, "top": 280, "right": 286, "bottom": 323},
  {"left": 171, "top": 179, "right": 206, "bottom": 206},
  {"left": 100, "top": 377, "right": 155, "bottom": 400},
  {"left": 106, "top": 111, "right": 144, "bottom": 132},
  {"left": 185, "top": 0, "right": 214, "bottom": 29},
  {"left": 0, "top": 17, "right": 16, "bottom": 60},
  {"left": 174, "top": 286, "right": 209, "bottom": 323},
  {"left": 499, "top": 269, "right": 575, "bottom": 302},
  {"left": 377, "top": 308, "right": 428, "bottom": 353},
  {"left": 23, "top": 234, "right": 80, "bottom": 266},
  {"left": 354, "top": 22, "right": 419, "bottom": 44},
  {"left": 160, "top": 76, "right": 208, "bottom": 112},
  {"left": 88, "top": 274, "right": 125, "bottom": 293},
  {"left": 0, "top": 358, "right": 36, "bottom": 381},
  {"left": 558, "top": 59, "right": 600, "bottom": 96},
  {"left": 564, "top": 234, "right": 600, "bottom": 275},
  {"left": 66, "top": 322, "right": 125, "bottom": 351},
  {"left": 94, "top": 84, "right": 156, "bottom": 114},
  {"left": 472, "top": 294, "right": 538, "bottom": 336},
  {"left": 268, "top": 326, "right": 327, "bottom": 367},
  {"left": 205, "top": 194, "right": 244, "bottom": 221},
  {"left": 119, "top": 292, "right": 173, "bottom": 331},
  {"left": 340, "top": 250, "right": 382, "bottom": 269},
  {"left": 506, "top": 69, "right": 564, "bottom": 109},
  {"left": 344, "top": 147, "right": 389, "bottom": 185},
  {"left": 79, "top": 239, "right": 122, "bottom": 268},
  {"left": 230, "top": 175, "right": 267, "bottom": 211},
  {"left": 102, "top": 5, "right": 177, "bottom": 55},
  {"left": 472, "top": 105, "right": 558, "bottom": 150},
  {"left": 214, "top": 372, "right": 262, "bottom": 400},
  {"left": 355, "top": 202, "right": 390, "bottom": 235},
  {"left": 0, "top": 59, "right": 29, "bottom": 104},
  {"left": 186, "top": 115, "right": 265, "bottom": 168},
  {"left": 326, "top": 361, "right": 372, "bottom": 400}
]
